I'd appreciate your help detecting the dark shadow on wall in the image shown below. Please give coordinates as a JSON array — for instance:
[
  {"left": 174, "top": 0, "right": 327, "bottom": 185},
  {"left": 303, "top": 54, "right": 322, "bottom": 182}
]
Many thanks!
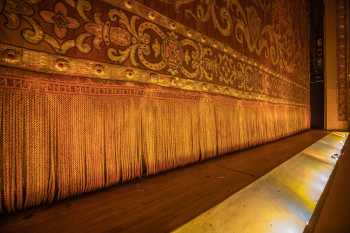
[{"left": 310, "top": 0, "right": 325, "bottom": 129}]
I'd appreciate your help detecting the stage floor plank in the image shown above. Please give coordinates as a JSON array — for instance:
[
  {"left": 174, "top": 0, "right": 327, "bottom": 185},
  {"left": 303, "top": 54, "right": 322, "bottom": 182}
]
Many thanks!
[{"left": 0, "top": 130, "right": 327, "bottom": 233}]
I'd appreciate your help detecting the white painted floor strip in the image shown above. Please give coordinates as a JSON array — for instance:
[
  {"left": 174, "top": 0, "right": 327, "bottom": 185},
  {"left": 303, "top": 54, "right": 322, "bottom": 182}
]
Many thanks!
[{"left": 173, "top": 132, "right": 348, "bottom": 233}]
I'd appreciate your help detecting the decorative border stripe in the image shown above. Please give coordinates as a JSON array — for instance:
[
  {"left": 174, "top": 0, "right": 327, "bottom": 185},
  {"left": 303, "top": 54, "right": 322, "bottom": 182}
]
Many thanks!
[{"left": 0, "top": 43, "right": 307, "bottom": 106}]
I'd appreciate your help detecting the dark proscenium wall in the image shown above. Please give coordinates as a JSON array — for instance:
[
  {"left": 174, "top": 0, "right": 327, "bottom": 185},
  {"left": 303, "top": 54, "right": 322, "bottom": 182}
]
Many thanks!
[{"left": 310, "top": 0, "right": 325, "bottom": 129}]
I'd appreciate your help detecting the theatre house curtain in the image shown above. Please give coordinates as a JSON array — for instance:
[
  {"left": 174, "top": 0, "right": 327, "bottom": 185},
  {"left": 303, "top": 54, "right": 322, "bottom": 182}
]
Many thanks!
[
  {"left": 337, "top": 0, "right": 350, "bottom": 122},
  {"left": 0, "top": 0, "right": 310, "bottom": 213}
]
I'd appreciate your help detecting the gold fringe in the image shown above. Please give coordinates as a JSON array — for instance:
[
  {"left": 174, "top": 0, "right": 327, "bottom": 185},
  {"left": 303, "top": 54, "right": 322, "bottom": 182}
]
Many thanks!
[{"left": 0, "top": 88, "right": 310, "bottom": 213}]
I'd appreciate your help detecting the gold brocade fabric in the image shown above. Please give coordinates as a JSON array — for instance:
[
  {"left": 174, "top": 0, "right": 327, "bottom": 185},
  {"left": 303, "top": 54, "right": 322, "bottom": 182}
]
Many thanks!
[
  {"left": 336, "top": 0, "right": 350, "bottom": 121},
  {"left": 0, "top": 0, "right": 310, "bottom": 213},
  {"left": 0, "top": 0, "right": 309, "bottom": 104}
]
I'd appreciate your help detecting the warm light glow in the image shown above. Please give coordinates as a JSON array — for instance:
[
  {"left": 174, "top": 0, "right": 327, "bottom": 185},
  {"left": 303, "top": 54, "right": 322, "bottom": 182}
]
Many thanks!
[{"left": 173, "top": 132, "right": 348, "bottom": 233}]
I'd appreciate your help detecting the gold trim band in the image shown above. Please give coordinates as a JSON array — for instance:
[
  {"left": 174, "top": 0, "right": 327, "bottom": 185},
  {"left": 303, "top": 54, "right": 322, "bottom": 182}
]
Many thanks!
[{"left": 0, "top": 43, "right": 306, "bottom": 106}]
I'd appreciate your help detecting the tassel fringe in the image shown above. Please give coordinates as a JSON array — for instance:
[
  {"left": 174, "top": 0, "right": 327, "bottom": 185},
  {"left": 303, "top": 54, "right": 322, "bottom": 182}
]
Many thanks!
[{"left": 0, "top": 88, "right": 309, "bottom": 213}]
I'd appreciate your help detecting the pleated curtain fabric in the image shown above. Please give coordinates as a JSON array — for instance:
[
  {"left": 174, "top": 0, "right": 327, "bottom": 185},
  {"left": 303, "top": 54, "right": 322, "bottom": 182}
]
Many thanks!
[
  {"left": 0, "top": 76, "right": 309, "bottom": 213},
  {"left": 0, "top": 0, "right": 310, "bottom": 213}
]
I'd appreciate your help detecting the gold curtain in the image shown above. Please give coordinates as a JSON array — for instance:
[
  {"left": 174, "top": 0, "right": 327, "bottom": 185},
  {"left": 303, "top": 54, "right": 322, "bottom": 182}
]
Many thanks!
[
  {"left": 0, "top": 0, "right": 310, "bottom": 213},
  {"left": 0, "top": 68, "right": 309, "bottom": 213},
  {"left": 336, "top": 0, "right": 350, "bottom": 121}
]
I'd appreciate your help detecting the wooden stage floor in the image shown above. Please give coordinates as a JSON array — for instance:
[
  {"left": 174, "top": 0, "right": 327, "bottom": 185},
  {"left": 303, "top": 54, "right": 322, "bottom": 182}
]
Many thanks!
[{"left": 0, "top": 130, "right": 328, "bottom": 233}]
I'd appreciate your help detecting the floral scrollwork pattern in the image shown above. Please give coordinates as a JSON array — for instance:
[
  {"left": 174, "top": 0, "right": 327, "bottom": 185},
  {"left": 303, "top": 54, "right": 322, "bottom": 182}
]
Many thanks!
[
  {"left": 40, "top": 2, "right": 80, "bottom": 39},
  {"left": 0, "top": 0, "right": 309, "bottom": 105}
]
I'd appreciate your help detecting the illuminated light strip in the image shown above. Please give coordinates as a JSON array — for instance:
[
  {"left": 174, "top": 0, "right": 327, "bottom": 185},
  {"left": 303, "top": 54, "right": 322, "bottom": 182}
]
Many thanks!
[
  {"left": 173, "top": 132, "right": 348, "bottom": 233},
  {"left": 0, "top": 43, "right": 307, "bottom": 106},
  {"left": 102, "top": 0, "right": 309, "bottom": 91}
]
